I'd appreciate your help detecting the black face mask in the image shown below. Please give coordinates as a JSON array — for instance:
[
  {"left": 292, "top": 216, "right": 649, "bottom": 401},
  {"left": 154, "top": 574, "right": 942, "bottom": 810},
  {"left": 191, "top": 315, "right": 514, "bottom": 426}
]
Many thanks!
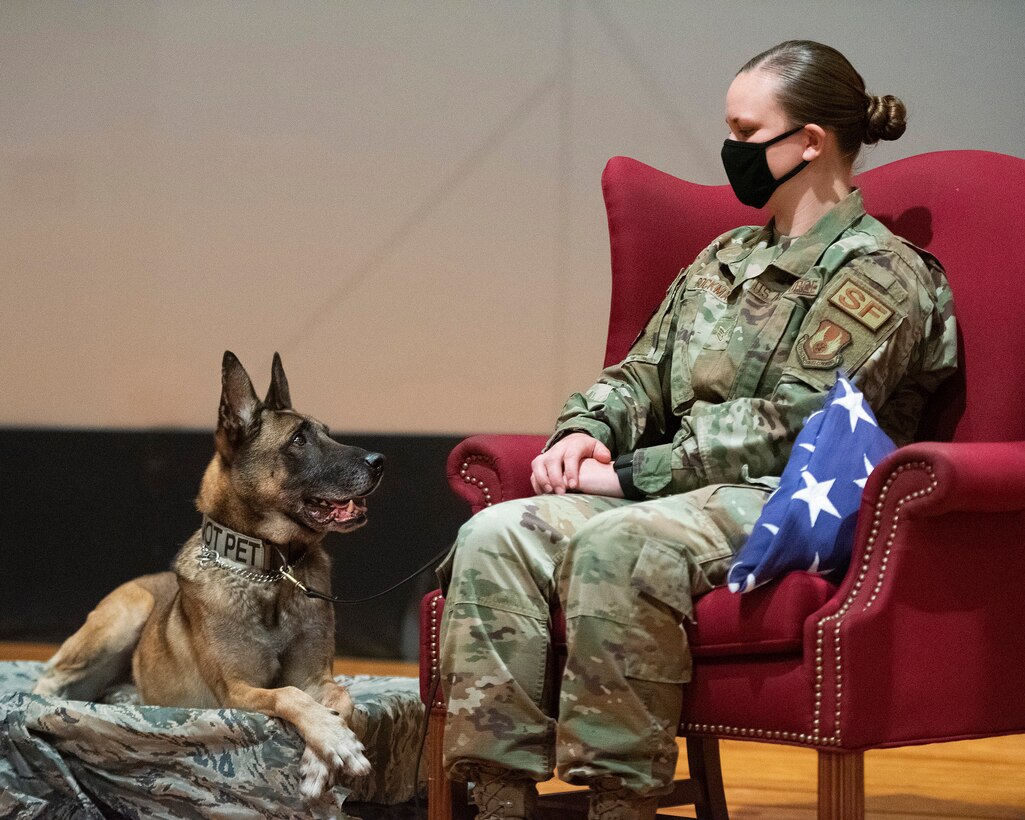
[{"left": 721, "top": 124, "right": 809, "bottom": 208}]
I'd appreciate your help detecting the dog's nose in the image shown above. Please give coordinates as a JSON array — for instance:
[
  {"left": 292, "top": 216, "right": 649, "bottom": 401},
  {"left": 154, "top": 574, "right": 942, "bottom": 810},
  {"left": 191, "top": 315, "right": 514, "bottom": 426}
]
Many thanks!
[{"left": 364, "top": 452, "right": 385, "bottom": 475}]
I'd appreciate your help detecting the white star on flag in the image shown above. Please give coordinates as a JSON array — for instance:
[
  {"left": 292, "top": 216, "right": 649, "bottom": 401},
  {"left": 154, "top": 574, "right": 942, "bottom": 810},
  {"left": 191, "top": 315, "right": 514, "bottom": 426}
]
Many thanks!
[
  {"left": 833, "top": 378, "right": 877, "bottom": 432},
  {"left": 854, "top": 453, "right": 875, "bottom": 489},
  {"left": 792, "top": 468, "right": 841, "bottom": 526},
  {"left": 806, "top": 551, "right": 833, "bottom": 577}
]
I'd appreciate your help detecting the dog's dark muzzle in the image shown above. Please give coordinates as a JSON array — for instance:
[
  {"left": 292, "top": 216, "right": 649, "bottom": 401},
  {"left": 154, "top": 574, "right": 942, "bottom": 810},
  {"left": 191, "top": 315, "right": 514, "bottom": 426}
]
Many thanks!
[{"left": 293, "top": 447, "right": 385, "bottom": 532}]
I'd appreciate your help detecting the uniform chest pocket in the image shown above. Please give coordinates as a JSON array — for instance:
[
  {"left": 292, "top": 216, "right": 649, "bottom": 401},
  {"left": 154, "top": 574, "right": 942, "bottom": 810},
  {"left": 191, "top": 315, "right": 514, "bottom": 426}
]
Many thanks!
[{"left": 726, "top": 295, "right": 800, "bottom": 400}]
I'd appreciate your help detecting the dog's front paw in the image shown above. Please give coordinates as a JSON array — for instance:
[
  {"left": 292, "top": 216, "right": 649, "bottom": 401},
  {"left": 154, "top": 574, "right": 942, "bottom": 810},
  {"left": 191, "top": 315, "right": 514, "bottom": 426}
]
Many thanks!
[
  {"left": 299, "top": 746, "right": 333, "bottom": 801},
  {"left": 295, "top": 704, "right": 372, "bottom": 800},
  {"left": 298, "top": 726, "right": 371, "bottom": 802},
  {"left": 327, "top": 724, "right": 371, "bottom": 778}
]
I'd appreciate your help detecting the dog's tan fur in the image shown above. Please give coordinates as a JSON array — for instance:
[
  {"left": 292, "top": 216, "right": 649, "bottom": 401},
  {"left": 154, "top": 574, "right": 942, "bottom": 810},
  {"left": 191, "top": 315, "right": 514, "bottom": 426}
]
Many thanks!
[{"left": 34, "top": 352, "right": 384, "bottom": 799}]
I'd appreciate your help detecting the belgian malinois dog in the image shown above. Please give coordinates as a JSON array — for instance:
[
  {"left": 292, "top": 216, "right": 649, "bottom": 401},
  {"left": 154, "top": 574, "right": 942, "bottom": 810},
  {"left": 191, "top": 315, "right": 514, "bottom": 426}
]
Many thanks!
[{"left": 34, "top": 351, "right": 385, "bottom": 800}]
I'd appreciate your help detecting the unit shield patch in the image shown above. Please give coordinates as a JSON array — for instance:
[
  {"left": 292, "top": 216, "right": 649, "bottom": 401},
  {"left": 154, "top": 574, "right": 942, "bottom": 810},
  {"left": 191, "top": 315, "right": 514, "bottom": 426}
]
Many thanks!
[{"left": 797, "top": 319, "right": 853, "bottom": 369}]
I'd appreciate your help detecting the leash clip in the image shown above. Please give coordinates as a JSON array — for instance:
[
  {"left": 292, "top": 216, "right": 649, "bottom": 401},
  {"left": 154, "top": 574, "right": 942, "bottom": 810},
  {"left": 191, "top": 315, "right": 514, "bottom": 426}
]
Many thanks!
[{"left": 279, "top": 565, "right": 309, "bottom": 594}]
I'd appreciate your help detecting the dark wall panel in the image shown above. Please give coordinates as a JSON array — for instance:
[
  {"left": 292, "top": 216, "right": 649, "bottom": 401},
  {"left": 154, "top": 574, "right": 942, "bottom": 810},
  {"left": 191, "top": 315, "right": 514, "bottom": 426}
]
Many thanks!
[{"left": 0, "top": 429, "right": 469, "bottom": 660}]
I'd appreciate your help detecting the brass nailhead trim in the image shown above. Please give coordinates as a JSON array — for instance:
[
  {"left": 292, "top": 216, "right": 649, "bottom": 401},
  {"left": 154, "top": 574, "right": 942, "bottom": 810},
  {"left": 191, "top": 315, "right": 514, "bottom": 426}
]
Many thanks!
[
  {"left": 430, "top": 594, "right": 445, "bottom": 707},
  {"left": 460, "top": 459, "right": 494, "bottom": 506},
  {"left": 811, "top": 461, "right": 936, "bottom": 746}
]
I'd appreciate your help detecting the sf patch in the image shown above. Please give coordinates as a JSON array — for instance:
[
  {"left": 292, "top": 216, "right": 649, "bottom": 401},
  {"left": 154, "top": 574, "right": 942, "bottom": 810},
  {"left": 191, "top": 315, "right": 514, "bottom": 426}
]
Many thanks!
[
  {"left": 797, "top": 319, "right": 852, "bottom": 369},
  {"left": 829, "top": 279, "right": 894, "bottom": 331}
]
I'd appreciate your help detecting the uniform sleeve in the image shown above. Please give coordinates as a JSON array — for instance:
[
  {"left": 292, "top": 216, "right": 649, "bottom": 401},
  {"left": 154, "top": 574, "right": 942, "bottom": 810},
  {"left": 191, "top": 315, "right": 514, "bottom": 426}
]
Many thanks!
[
  {"left": 627, "top": 379, "right": 827, "bottom": 495},
  {"left": 625, "top": 246, "right": 956, "bottom": 496},
  {"left": 863, "top": 250, "right": 958, "bottom": 446}
]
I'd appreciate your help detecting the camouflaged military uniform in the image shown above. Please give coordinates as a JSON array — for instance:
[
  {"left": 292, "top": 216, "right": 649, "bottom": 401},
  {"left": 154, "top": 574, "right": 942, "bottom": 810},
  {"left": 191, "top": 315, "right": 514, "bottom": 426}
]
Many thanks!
[{"left": 439, "top": 189, "right": 957, "bottom": 803}]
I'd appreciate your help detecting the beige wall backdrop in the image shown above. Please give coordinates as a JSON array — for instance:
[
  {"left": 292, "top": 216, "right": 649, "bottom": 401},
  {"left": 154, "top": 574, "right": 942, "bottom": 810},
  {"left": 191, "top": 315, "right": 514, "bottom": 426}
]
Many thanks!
[{"left": 3, "top": 1, "right": 1023, "bottom": 434}]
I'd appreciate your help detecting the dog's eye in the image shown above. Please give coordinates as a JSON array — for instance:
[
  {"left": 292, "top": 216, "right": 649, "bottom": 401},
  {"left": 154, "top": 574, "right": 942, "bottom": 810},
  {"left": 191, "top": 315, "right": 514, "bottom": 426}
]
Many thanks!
[{"left": 291, "top": 432, "right": 307, "bottom": 447}]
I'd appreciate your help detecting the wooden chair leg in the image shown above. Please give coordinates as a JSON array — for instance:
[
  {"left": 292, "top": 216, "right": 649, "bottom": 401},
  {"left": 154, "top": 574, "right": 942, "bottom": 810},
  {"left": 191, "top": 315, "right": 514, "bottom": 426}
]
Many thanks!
[
  {"left": 817, "top": 749, "right": 864, "bottom": 820},
  {"left": 682, "top": 737, "right": 729, "bottom": 820},
  {"left": 426, "top": 708, "right": 450, "bottom": 820},
  {"left": 427, "top": 707, "right": 476, "bottom": 820},
  {"left": 426, "top": 705, "right": 451, "bottom": 820}
]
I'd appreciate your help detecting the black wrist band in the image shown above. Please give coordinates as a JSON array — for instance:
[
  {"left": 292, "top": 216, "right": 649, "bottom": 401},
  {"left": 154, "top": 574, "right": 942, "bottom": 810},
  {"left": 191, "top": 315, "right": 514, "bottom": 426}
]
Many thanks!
[{"left": 614, "top": 454, "right": 645, "bottom": 500}]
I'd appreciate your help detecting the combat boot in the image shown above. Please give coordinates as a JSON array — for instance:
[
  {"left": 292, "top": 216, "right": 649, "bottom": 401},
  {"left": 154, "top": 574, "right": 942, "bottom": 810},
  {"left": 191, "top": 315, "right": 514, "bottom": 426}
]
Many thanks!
[
  {"left": 470, "top": 764, "right": 538, "bottom": 820},
  {"left": 587, "top": 777, "right": 659, "bottom": 820}
]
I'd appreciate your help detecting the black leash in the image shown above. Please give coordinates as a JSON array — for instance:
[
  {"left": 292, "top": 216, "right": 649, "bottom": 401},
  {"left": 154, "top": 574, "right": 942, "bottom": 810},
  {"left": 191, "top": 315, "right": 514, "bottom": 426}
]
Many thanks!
[{"left": 274, "top": 544, "right": 450, "bottom": 605}]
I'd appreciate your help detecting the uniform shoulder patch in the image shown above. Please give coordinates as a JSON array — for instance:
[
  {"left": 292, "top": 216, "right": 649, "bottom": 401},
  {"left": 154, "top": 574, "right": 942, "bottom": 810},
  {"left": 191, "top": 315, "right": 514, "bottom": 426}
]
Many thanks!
[
  {"left": 797, "top": 319, "right": 852, "bottom": 369},
  {"left": 828, "top": 276, "right": 895, "bottom": 331}
]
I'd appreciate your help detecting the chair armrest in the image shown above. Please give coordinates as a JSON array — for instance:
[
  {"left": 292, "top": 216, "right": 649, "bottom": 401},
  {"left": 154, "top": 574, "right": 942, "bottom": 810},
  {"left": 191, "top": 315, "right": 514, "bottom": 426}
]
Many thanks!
[
  {"left": 809, "top": 439, "right": 1025, "bottom": 749},
  {"left": 869, "top": 440, "right": 1025, "bottom": 515},
  {"left": 445, "top": 434, "right": 548, "bottom": 514}
]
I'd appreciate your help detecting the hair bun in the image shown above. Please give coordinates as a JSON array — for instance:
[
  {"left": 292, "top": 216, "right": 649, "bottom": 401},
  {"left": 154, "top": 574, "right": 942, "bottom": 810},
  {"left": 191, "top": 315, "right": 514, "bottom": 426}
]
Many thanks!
[{"left": 865, "top": 94, "right": 907, "bottom": 144}]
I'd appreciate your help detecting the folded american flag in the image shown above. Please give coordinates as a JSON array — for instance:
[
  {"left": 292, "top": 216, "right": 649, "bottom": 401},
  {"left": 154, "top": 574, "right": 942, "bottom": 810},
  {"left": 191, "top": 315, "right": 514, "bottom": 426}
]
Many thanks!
[{"left": 727, "top": 373, "right": 896, "bottom": 593}]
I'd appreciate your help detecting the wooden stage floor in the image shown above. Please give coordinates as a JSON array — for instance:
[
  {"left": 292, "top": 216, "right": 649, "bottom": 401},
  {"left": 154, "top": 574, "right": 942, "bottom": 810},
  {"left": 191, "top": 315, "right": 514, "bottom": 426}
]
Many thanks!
[{"left": 6, "top": 643, "right": 1024, "bottom": 819}]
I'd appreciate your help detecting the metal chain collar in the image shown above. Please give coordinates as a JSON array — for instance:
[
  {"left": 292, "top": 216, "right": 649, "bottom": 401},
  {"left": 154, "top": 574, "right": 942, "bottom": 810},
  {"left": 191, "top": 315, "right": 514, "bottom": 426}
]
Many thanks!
[{"left": 197, "top": 545, "right": 306, "bottom": 585}]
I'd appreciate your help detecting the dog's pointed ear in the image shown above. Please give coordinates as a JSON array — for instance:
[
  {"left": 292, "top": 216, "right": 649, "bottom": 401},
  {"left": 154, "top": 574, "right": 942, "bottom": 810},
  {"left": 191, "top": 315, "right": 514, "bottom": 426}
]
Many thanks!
[
  {"left": 215, "top": 351, "right": 262, "bottom": 461},
  {"left": 264, "top": 352, "right": 292, "bottom": 411}
]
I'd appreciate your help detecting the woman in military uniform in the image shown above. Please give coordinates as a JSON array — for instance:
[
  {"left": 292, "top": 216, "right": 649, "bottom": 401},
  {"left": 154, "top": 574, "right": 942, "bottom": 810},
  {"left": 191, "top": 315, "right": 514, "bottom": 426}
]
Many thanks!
[{"left": 438, "top": 40, "right": 957, "bottom": 820}]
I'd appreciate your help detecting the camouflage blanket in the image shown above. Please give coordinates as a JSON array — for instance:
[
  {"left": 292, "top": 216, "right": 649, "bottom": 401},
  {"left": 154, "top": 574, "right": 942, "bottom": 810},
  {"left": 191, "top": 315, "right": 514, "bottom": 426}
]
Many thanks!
[{"left": 0, "top": 662, "right": 424, "bottom": 819}]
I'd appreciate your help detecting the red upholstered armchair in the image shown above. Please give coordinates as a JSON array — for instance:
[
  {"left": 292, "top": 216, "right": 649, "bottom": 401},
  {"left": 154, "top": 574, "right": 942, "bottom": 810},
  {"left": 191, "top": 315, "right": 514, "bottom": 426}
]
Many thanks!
[{"left": 420, "top": 150, "right": 1025, "bottom": 819}]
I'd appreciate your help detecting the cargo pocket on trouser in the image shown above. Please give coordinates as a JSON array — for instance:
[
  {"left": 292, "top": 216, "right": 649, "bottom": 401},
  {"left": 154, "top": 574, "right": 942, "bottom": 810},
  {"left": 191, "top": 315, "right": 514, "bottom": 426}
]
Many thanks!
[
  {"left": 623, "top": 492, "right": 739, "bottom": 685},
  {"left": 624, "top": 538, "right": 700, "bottom": 685}
]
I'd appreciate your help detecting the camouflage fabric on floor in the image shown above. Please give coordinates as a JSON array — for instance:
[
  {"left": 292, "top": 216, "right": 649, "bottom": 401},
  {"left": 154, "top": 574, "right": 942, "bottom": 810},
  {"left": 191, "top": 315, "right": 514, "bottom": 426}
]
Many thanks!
[{"left": 0, "top": 661, "right": 424, "bottom": 819}]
